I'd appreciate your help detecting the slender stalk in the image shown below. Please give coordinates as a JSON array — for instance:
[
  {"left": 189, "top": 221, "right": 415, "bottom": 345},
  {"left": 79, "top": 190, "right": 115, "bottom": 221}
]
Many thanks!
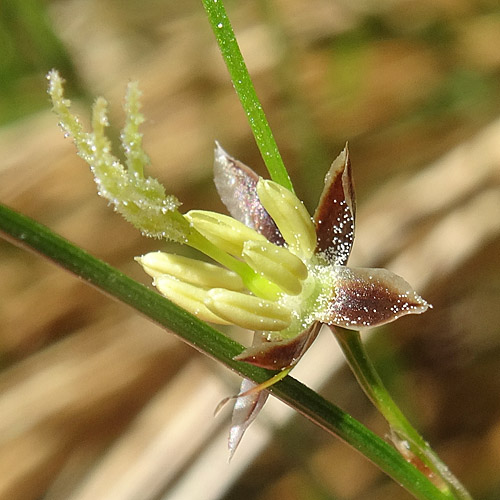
[
  {"left": 0, "top": 202, "right": 451, "bottom": 500},
  {"left": 200, "top": 0, "right": 293, "bottom": 192},
  {"left": 333, "top": 327, "right": 472, "bottom": 500}
]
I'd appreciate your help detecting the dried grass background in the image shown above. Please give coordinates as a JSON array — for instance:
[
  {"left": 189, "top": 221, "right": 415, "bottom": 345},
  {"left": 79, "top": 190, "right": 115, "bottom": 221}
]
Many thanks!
[{"left": 1, "top": 0, "right": 500, "bottom": 499}]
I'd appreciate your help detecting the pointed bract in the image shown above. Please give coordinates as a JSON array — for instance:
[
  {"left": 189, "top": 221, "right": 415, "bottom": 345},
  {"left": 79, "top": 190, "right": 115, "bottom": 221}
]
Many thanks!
[
  {"left": 320, "top": 266, "right": 430, "bottom": 329},
  {"left": 213, "top": 143, "right": 284, "bottom": 245},
  {"left": 314, "top": 144, "right": 355, "bottom": 264},
  {"left": 235, "top": 322, "right": 322, "bottom": 370},
  {"left": 228, "top": 378, "right": 269, "bottom": 460}
]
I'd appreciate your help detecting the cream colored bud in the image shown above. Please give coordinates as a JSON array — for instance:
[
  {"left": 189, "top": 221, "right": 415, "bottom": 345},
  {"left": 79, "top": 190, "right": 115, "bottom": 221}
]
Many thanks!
[
  {"left": 205, "top": 289, "right": 291, "bottom": 331},
  {"left": 242, "top": 240, "right": 307, "bottom": 295},
  {"left": 185, "top": 210, "right": 266, "bottom": 256},
  {"left": 154, "top": 276, "right": 231, "bottom": 325},
  {"left": 136, "top": 252, "right": 244, "bottom": 291},
  {"left": 256, "top": 179, "right": 316, "bottom": 259}
]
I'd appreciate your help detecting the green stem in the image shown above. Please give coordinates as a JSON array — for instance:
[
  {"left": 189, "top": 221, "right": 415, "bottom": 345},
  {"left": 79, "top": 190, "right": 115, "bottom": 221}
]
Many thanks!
[
  {"left": 333, "top": 327, "right": 472, "bottom": 500},
  {"left": 0, "top": 203, "right": 452, "bottom": 500},
  {"left": 200, "top": 0, "right": 293, "bottom": 192}
]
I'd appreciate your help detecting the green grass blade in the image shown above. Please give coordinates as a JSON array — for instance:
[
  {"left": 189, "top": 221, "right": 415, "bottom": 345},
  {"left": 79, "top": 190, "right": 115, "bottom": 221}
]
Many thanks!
[{"left": 200, "top": 0, "right": 293, "bottom": 191}]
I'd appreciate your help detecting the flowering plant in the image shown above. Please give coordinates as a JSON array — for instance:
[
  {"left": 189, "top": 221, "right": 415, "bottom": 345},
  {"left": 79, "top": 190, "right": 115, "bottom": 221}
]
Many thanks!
[
  {"left": 0, "top": 2, "right": 467, "bottom": 498},
  {"left": 48, "top": 69, "right": 430, "bottom": 457}
]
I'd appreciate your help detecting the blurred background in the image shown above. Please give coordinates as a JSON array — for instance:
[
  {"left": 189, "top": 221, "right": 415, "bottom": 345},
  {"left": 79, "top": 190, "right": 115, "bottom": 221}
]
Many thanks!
[{"left": 1, "top": 0, "right": 500, "bottom": 498}]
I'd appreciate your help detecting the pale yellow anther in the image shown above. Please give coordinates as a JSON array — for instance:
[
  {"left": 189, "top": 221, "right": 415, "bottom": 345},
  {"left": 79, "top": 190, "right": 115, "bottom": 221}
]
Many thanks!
[
  {"left": 154, "top": 276, "right": 231, "bottom": 325},
  {"left": 256, "top": 179, "right": 316, "bottom": 259},
  {"left": 136, "top": 252, "right": 244, "bottom": 290},
  {"left": 185, "top": 210, "right": 266, "bottom": 256},
  {"left": 205, "top": 289, "right": 291, "bottom": 331},
  {"left": 242, "top": 240, "right": 307, "bottom": 296}
]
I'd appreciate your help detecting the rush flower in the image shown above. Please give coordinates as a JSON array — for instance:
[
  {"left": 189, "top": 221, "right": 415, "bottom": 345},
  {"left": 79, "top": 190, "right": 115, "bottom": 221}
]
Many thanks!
[{"left": 47, "top": 70, "right": 429, "bottom": 457}]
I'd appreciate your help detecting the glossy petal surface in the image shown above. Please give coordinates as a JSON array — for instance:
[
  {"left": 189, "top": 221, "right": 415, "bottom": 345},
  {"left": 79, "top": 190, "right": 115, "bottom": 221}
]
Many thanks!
[
  {"left": 320, "top": 266, "right": 430, "bottom": 329},
  {"left": 235, "top": 322, "right": 322, "bottom": 369},
  {"left": 213, "top": 143, "right": 284, "bottom": 245},
  {"left": 314, "top": 145, "right": 355, "bottom": 264}
]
